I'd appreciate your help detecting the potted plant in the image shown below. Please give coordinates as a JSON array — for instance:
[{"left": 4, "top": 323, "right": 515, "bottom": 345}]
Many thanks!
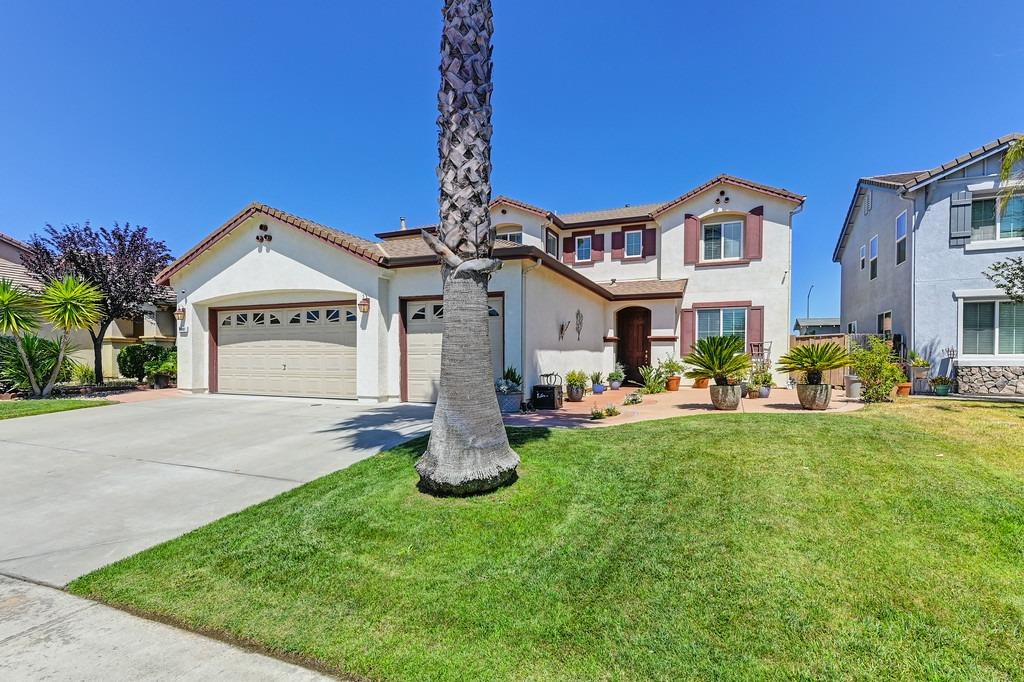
[
  {"left": 692, "top": 376, "right": 709, "bottom": 389},
  {"left": 930, "top": 375, "right": 954, "bottom": 396},
  {"left": 495, "top": 366, "right": 524, "bottom": 413},
  {"left": 746, "top": 383, "right": 760, "bottom": 399},
  {"left": 565, "top": 370, "right": 588, "bottom": 402},
  {"left": 683, "top": 336, "right": 751, "bottom": 410},
  {"left": 607, "top": 363, "right": 625, "bottom": 390},
  {"left": 590, "top": 371, "right": 606, "bottom": 395},
  {"left": 907, "top": 351, "right": 930, "bottom": 380},
  {"left": 658, "top": 357, "right": 685, "bottom": 391},
  {"left": 749, "top": 368, "right": 775, "bottom": 398},
  {"left": 895, "top": 365, "right": 912, "bottom": 397},
  {"left": 144, "top": 350, "right": 177, "bottom": 389},
  {"left": 776, "top": 342, "right": 849, "bottom": 410}
]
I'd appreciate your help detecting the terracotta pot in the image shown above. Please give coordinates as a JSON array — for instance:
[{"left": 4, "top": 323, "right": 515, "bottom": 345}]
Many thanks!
[
  {"left": 796, "top": 384, "right": 831, "bottom": 410},
  {"left": 746, "top": 387, "right": 759, "bottom": 399},
  {"left": 709, "top": 384, "right": 742, "bottom": 410},
  {"left": 665, "top": 375, "right": 681, "bottom": 391},
  {"left": 693, "top": 377, "right": 709, "bottom": 389},
  {"left": 896, "top": 382, "right": 912, "bottom": 397},
  {"left": 566, "top": 386, "right": 585, "bottom": 402}
]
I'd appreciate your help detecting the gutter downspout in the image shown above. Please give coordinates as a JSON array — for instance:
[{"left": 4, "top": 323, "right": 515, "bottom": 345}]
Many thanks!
[
  {"left": 787, "top": 202, "right": 804, "bottom": 358},
  {"left": 521, "top": 257, "right": 543, "bottom": 395},
  {"left": 898, "top": 188, "right": 917, "bottom": 356}
]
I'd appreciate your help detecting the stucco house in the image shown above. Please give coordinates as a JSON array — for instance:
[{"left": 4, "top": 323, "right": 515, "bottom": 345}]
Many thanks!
[
  {"left": 158, "top": 174, "right": 803, "bottom": 403},
  {"left": 834, "top": 133, "right": 1024, "bottom": 395},
  {"left": 1, "top": 231, "right": 176, "bottom": 379}
]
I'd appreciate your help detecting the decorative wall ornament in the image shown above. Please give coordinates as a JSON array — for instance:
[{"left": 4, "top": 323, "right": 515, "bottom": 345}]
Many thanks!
[
  {"left": 558, "top": 321, "right": 570, "bottom": 341},
  {"left": 575, "top": 309, "right": 584, "bottom": 341}
]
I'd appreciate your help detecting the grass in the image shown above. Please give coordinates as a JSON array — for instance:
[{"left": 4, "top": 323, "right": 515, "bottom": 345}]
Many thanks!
[
  {"left": 0, "top": 398, "right": 112, "bottom": 420},
  {"left": 69, "top": 400, "right": 1024, "bottom": 680}
]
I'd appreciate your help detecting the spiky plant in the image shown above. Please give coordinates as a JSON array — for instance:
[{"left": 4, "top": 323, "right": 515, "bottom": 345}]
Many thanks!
[
  {"left": 0, "top": 278, "right": 42, "bottom": 395},
  {"left": 37, "top": 276, "right": 102, "bottom": 396},
  {"left": 999, "top": 138, "right": 1024, "bottom": 211},
  {"left": 776, "top": 342, "right": 850, "bottom": 386},
  {"left": 0, "top": 335, "right": 75, "bottom": 391},
  {"left": 416, "top": 0, "right": 519, "bottom": 496},
  {"left": 683, "top": 336, "right": 751, "bottom": 386}
]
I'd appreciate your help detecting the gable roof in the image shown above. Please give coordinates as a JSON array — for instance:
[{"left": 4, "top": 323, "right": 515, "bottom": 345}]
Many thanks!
[
  {"left": 653, "top": 174, "right": 805, "bottom": 217},
  {"left": 1, "top": 231, "right": 30, "bottom": 252},
  {"left": 899, "top": 133, "right": 1022, "bottom": 191},
  {"left": 794, "top": 317, "right": 840, "bottom": 329}
]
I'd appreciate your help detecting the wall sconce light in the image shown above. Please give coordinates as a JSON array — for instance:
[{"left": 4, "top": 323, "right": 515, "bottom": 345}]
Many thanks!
[
  {"left": 358, "top": 297, "right": 371, "bottom": 314},
  {"left": 174, "top": 308, "right": 186, "bottom": 321}
]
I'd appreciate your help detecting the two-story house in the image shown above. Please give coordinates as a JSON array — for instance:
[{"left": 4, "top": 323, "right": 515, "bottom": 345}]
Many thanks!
[
  {"left": 834, "top": 133, "right": 1024, "bottom": 395},
  {"left": 158, "top": 174, "right": 803, "bottom": 402}
]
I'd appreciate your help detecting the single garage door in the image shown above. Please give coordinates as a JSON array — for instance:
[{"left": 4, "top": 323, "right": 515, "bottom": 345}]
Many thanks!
[
  {"left": 216, "top": 304, "right": 357, "bottom": 399},
  {"left": 405, "top": 298, "right": 503, "bottom": 403}
]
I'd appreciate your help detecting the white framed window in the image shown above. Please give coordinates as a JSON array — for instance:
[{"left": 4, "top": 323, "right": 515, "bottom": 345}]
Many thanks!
[
  {"left": 410, "top": 306, "right": 426, "bottom": 321},
  {"left": 345, "top": 309, "right": 357, "bottom": 322},
  {"left": 289, "top": 312, "right": 302, "bottom": 325},
  {"left": 859, "top": 245, "right": 866, "bottom": 270},
  {"left": 963, "top": 301, "right": 1024, "bottom": 355},
  {"left": 326, "top": 309, "right": 341, "bottom": 323},
  {"left": 500, "top": 231, "right": 523, "bottom": 244},
  {"left": 702, "top": 220, "right": 743, "bottom": 261},
  {"left": 847, "top": 321, "right": 857, "bottom": 334},
  {"left": 696, "top": 307, "right": 747, "bottom": 344},
  {"left": 432, "top": 303, "right": 444, "bottom": 319},
  {"left": 268, "top": 313, "right": 281, "bottom": 325},
  {"left": 971, "top": 196, "right": 1024, "bottom": 241},
  {"left": 624, "top": 230, "right": 643, "bottom": 258},
  {"left": 869, "top": 236, "right": 878, "bottom": 280},
  {"left": 545, "top": 231, "right": 558, "bottom": 257},
  {"left": 235, "top": 313, "right": 248, "bottom": 326},
  {"left": 895, "top": 211, "right": 907, "bottom": 265},
  {"left": 220, "top": 314, "right": 232, "bottom": 327},
  {"left": 305, "top": 309, "right": 320, "bottom": 324},
  {"left": 575, "top": 235, "right": 592, "bottom": 262},
  {"left": 252, "top": 312, "right": 265, "bottom": 325}
]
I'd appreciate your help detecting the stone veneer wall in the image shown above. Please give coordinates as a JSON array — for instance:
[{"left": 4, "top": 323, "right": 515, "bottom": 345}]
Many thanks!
[{"left": 955, "top": 365, "right": 1024, "bottom": 396}]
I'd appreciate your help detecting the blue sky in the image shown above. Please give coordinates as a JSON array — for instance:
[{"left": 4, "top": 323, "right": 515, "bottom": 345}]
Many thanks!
[{"left": 1, "top": 1, "right": 1022, "bottom": 318}]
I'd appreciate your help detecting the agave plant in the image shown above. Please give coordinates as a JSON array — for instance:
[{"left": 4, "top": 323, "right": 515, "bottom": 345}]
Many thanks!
[
  {"left": 683, "top": 336, "right": 751, "bottom": 386},
  {"left": 0, "top": 335, "right": 75, "bottom": 391},
  {"left": 776, "top": 342, "right": 850, "bottom": 385},
  {"left": 37, "top": 276, "right": 103, "bottom": 396}
]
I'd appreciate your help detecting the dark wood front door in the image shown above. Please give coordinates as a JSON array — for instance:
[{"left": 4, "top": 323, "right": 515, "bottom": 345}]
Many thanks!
[{"left": 616, "top": 307, "right": 651, "bottom": 384}]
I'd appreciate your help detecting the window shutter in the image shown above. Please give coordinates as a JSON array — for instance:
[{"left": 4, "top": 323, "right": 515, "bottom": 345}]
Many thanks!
[
  {"left": 681, "top": 309, "right": 695, "bottom": 355},
  {"left": 562, "top": 237, "right": 574, "bottom": 264},
  {"left": 747, "top": 306, "right": 764, "bottom": 352},
  {"left": 950, "top": 190, "right": 972, "bottom": 239},
  {"left": 745, "top": 206, "right": 764, "bottom": 260},
  {"left": 592, "top": 234, "right": 605, "bottom": 261},
  {"left": 611, "top": 231, "right": 625, "bottom": 259},
  {"left": 684, "top": 215, "right": 700, "bottom": 264},
  {"left": 642, "top": 228, "right": 657, "bottom": 257}
]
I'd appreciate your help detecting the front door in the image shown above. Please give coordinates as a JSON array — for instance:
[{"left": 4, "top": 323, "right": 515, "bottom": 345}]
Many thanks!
[{"left": 616, "top": 307, "right": 651, "bottom": 384}]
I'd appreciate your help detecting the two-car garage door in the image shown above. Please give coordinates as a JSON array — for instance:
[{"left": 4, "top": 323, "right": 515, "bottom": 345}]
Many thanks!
[{"left": 216, "top": 304, "right": 357, "bottom": 399}]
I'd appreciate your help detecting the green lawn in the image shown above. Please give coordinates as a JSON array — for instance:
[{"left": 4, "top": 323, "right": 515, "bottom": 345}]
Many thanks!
[
  {"left": 0, "top": 398, "right": 113, "bottom": 420},
  {"left": 69, "top": 400, "right": 1024, "bottom": 680}
]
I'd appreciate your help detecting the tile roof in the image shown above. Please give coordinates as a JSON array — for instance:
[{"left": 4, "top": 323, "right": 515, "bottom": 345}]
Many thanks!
[
  {"left": 862, "top": 172, "right": 925, "bottom": 188},
  {"left": 653, "top": 174, "right": 805, "bottom": 216},
  {"left": 598, "top": 278, "right": 686, "bottom": 298},
  {"left": 380, "top": 233, "right": 522, "bottom": 259},
  {"left": 557, "top": 202, "right": 664, "bottom": 225},
  {"left": 898, "top": 133, "right": 1023, "bottom": 190},
  {"left": 0, "top": 254, "right": 37, "bottom": 290}
]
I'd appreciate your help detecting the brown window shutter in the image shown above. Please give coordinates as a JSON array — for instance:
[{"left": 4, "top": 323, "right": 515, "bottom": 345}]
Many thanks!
[
  {"left": 611, "top": 231, "right": 625, "bottom": 259},
  {"left": 681, "top": 309, "right": 696, "bottom": 355},
  {"left": 747, "top": 306, "right": 764, "bottom": 349},
  {"left": 642, "top": 228, "right": 657, "bottom": 257},
  {"left": 592, "top": 234, "right": 605, "bottom": 262},
  {"left": 562, "top": 237, "right": 574, "bottom": 264},
  {"left": 684, "top": 214, "right": 700, "bottom": 264},
  {"left": 745, "top": 206, "right": 764, "bottom": 260}
]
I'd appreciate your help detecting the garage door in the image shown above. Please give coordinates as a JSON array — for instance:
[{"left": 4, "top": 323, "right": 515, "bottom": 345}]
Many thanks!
[
  {"left": 405, "top": 298, "right": 503, "bottom": 403},
  {"left": 216, "top": 305, "right": 357, "bottom": 399}
]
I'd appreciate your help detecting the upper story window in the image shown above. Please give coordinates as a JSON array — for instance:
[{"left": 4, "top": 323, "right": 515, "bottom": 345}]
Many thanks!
[
  {"left": 697, "top": 307, "right": 747, "bottom": 344},
  {"left": 703, "top": 220, "right": 743, "bottom": 261},
  {"left": 575, "top": 235, "right": 592, "bottom": 262},
  {"left": 895, "top": 211, "right": 907, "bottom": 265},
  {"left": 500, "top": 231, "right": 523, "bottom": 244},
  {"left": 963, "top": 301, "right": 1024, "bottom": 355},
  {"left": 624, "top": 230, "right": 643, "bottom": 258},
  {"left": 859, "top": 245, "right": 866, "bottom": 270},
  {"left": 545, "top": 231, "right": 558, "bottom": 257},
  {"left": 876, "top": 310, "right": 892, "bottom": 339},
  {"left": 869, "top": 236, "right": 878, "bottom": 280},
  {"left": 972, "top": 196, "right": 1024, "bottom": 241}
]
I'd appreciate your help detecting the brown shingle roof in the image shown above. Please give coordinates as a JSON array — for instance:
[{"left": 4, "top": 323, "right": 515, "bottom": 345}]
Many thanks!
[
  {"left": 0, "top": 232, "right": 31, "bottom": 251},
  {"left": 598, "top": 278, "right": 686, "bottom": 298},
  {"left": 558, "top": 202, "right": 664, "bottom": 225},
  {"left": 0, "top": 255, "right": 36, "bottom": 290},
  {"left": 654, "top": 174, "right": 805, "bottom": 216},
  {"left": 899, "top": 133, "right": 1023, "bottom": 190},
  {"left": 863, "top": 171, "right": 925, "bottom": 187}
]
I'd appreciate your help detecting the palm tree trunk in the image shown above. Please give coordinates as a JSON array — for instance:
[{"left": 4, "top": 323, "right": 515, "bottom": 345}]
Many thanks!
[
  {"left": 416, "top": 0, "right": 519, "bottom": 495},
  {"left": 12, "top": 333, "right": 42, "bottom": 397},
  {"left": 41, "top": 330, "right": 70, "bottom": 397}
]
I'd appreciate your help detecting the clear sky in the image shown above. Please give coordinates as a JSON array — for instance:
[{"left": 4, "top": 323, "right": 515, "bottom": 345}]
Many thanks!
[{"left": 2, "top": 0, "right": 1023, "bottom": 318}]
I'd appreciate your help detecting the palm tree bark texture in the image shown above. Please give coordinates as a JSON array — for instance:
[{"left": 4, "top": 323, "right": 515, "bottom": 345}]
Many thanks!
[{"left": 416, "top": 0, "right": 519, "bottom": 496}]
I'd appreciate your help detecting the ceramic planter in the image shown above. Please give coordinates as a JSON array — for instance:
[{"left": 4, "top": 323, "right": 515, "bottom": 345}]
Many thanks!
[
  {"left": 933, "top": 384, "right": 951, "bottom": 396},
  {"left": 665, "top": 375, "right": 681, "bottom": 391},
  {"left": 758, "top": 386, "right": 771, "bottom": 399},
  {"left": 497, "top": 392, "right": 523, "bottom": 413},
  {"left": 911, "top": 366, "right": 930, "bottom": 380},
  {"left": 693, "top": 377, "right": 709, "bottom": 389},
  {"left": 592, "top": 383, "right": 606, "bottom": 395},
  {"left": 609, "top": 380, "right": 622, "bottom": 390},
  {"left": 896, "top": 381, "right": 912, "bottom": 397},
  {"left": 709, "top": 384, "right": 742, "bottom": 410},
  {"left": 567, "top": 385, "right": 585, "bottom": 402},
  {"left": 796, "top": 384, "right": 831, "bottom": 410}
]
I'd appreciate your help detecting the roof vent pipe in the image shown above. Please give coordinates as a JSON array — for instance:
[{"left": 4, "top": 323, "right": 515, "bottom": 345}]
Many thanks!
[{"left": 399, "top": 216, "right": 407, "bottom": 230}]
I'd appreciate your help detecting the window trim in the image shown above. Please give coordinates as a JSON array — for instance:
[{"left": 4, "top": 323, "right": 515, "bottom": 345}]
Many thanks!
[
  {"left": 876, "top": 310, "right": 892, "bottom": 339},
  {"left": 895, "top": 210, "right": 908, "bottom": 266},
  {"left": 499, "top": 230, "right": 523, "bottom": 244},
  {"left": 575, "top": 234, "right": 593, "bottom": 263},
  {"left": 847, "top": 321, "right": 858, "bottom": 334},
  {"left": 623, "top": 229, "right": 644, "bottom": 258},
  {"left": 695, "top": 306, "right": 748, "bottom": 345},
  {"left": 545, "top": 229, "right": 559, "bottom": 257},
  {"left": 869, "top": 235, "right": 879, "bottom": 280},
  {"left": 971, "top": 195, "right": 1024, "bottom": 242},
  {"left": 859, "top": 245, "right": 866, "bottom": 270},
  {"left": 701, "top": 219, "right": 744, "bottom": 262},
  {"left": 959, "top": 298, "right": 1024, "bottom": 358}
]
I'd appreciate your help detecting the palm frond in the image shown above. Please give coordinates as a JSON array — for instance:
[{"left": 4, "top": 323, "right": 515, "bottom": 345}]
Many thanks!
[
  {"left": 38, "top": 276, "right": 103, "bottom": 331},
  {"left": 0, "top": 279, "right": 40, "bottom": 336},
  {"left": 683, "top": 336, "right": 751, "bottom": 384},
  {"left": 999, "top": 139, "right": 1024, "bottom": 211}
]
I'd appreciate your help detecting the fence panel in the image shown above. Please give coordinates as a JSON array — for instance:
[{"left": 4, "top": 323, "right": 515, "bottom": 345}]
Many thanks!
[{"left": 788, "top": 334, "right": 849, "bottom": 387}]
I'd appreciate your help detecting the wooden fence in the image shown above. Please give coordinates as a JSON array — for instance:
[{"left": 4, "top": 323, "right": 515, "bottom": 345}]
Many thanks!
[{"left": 788, "top": 334, "right": 849, "bottom": 387}]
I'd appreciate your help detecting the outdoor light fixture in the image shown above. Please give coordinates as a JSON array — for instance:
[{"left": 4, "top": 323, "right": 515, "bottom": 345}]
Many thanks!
[
  {"left": 174, "top": 308, "right": 186, "bottom": 321},
  {"left": 358, "top": 297, "right": 371, "bottom": 314}
]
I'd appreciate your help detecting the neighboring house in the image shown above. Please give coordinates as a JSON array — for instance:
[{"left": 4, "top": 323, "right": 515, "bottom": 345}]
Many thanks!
[
  {"left": 158, "top": 174, "right": 803, "bottom": 403},
  {"left": 0, "top": 231, "right": 176, "bottom": 379},
  {"left": 834, "top": 133, "right": 1024, "bottom": 396},
  {"left": 793, "top": 318, "right": 841, "bottom": 336}
]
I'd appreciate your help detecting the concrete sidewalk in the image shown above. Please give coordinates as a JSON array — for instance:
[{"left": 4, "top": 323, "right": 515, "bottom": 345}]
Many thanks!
[{"left": 0, "top": 575, "right": 328, "bottom": 680}]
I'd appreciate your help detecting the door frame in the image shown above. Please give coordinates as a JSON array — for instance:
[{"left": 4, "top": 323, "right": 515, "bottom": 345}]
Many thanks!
[
  {"left": 207, "top": 299, "right": 355, "bottom": 394},
  {"left": 615, "top": 306, "right": 652, "bottom": 384}
]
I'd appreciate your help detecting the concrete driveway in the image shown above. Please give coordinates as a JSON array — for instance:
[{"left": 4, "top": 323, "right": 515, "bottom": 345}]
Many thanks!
[{"left": 0, "top": 394, "right": 433, "bottom": 586}]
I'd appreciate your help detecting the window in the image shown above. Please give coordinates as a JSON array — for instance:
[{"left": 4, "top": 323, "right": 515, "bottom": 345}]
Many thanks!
[
  {"left": 306, "top": 309, "right": 320, "bottom": 324},
  {"left": 545, "top": 231, "right": 558, "bottom": 257},
  {"left": 1000, "top": 302, "right": 1024, "bottom": 354},
  {"left": 971, "top": 198, "right": 997, "bottom": 241},
  {"left": 326, "top": 309, "right": 341, "bottom": 323},
  {"left": 859, "top": 245, "right": 866, "bottom": 270},
  {"left": 869, "top": 236, "right": 878, "bottom": 280},
  {"left": 410, "top": 306, "right": 426, "bottom": 321},
  {"left": 624, "top": 230, "right": 643, "bottom": 258},
  {"left": 575, "top": 235, "right": 592, "bottom": 262},
  {"left": 847, "top": 321, "right": 858, "bottom": 334},
  {"left": 289, "top": 312, "right": 302, "bottom": 324},
  {"left": 876, "top": 310, "right": 892, "bottom": 339},
  {"left": 221, "top": 315, "right": 232, "bottom": 327},
  {"left": 488, "top": 306, "right": 500, "bottom": 317},
  {"left": 500, "top": 231, "right": 523, "bottom": 244},
  {"left": 962, "top": 301, "right": 1024, "bottom": 355},
  {"left": 696, "top": 307, "right": 747, "bottom": 344},
  {"left": 269, "top": 313, "right": 281, "bottom": 325},
  {"left": 235, "top": 313, "right": 248, "bottom": 326},
  {"left": 432, "top": 303, "right": 444, "bottom": 319},
  {"left": 703, "top": 221, "right": 742, "bottom": 261},
  {"left": 1002, "top": 197, "right": 1024, "bottom": 239},
  {"left": 345, "top": 309, "right": 357, "bottom": 322},
  {"left": 895, "top": 211, "right": 907, "bottom": 265},
  {"left": 252, "top": 312, "right": 265, "bottom": 325},
  {"left": 969, "top": 196, "right": 1024, "bottom": 240}
]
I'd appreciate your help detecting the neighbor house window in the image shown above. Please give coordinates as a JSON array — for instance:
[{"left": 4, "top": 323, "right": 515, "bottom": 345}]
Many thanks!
[
  {"left": 859, "top": 245, "right": 866, "bottom": 270},
  {"left": 703, "top": 220, "right": 743, "bottom": 261},
  {"left": 895, "top": 211, "right": 907, "bottom": 265},
  {"left": 869, "top": 236, "right": 878, "bottom": 280},
  {"left": 545, "top": 231, "right": 558, "bottom": 257},
  {"left": 847, "top": 321, "right": 857, "bottom": 334},
  {"left": 500, "top": 231, "right": 523, "bottom": 244},
  {"left": 696, "top": 307, "right": 747, "bottom": 344},
  {"left": 963, "top": 301, "right": 1024, "bottom": 355},
  {"left": 968, "top": 195, "right": 1022, "bottom": 240},
  {"left": 575, "top": 235, "right": 592, "bottom": 262},
  {"left": 624, "top": 230, "right": 643, "bottom": 258},
  {"left": 877, "top": 310, "right": 892, "bottom": 339}
]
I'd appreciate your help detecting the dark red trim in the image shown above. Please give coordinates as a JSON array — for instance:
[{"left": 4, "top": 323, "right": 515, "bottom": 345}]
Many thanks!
[
  {"left": 687, "top": 300, "right": 753, "bottom": 310},
  {"left": 603, "top": 335, "right": 619, "bottom": 343},
  {"left": 208, "top": 299, "right": 355, "bottom": 313},
  {"left": 648, "top": 335, "right": 678, "bottom": 342},
  {"left": 695, "top": 259, "right": 751, "bottom": 268},
  {"left": 560, "top": 214, "right": 655, "bottom": 229},
  {"left": 208, "top": 309, "right": 218, "bottom": 393}
]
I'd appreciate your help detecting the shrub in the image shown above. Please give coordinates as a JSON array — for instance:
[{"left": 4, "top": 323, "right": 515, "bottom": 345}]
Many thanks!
[
  {"left": 776, "top": 342, "right": 849, "bottom": 385},
  {"left": 849, "top": 337, "right": 906, "bottom": 403},
  {"left": 930, "top": 375, "right": 954, "bottom": 386},
  {"left": 638, "top": 365, "right": 666, "bottom": 394},
  {"left": 0, "top": 335, "right": 75, "bottom": 390},
  {"left": 496, "top": 366, "right": 523, "bottom": 394},
  {"left": 118, "top": 344, "right": 170, "bottom": 382},
  {"left": 749, "top": 368, "right": 775, "bottom": 388},
  {"left": 565, "top": 370, "right": 589, "bottom": 390},
  {"left": 589, "top": 405, "right": 606, "bottom": 420},
  {"left": 144, "top": 350, "right": 177, "bottom": 380},
  {"left": 604, "top": 404, "right": 621, "bottom": 417},
  {"left": 683, "top": 336, "right": 751, "bottom": 386},
  {"left": 72, "top": 363, "right": 96, "bottom": 385},
  {"left": 908, "top": 350, "right": 930, "bottom": 367}
]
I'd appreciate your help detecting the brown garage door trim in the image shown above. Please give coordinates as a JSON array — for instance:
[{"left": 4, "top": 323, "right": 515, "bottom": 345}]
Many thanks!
[
  {"left": 399, "top": 292, "right": 505, "bottom": 403},
  {"left": 208, "top": 299, "right": 355, "bottom": 394}
]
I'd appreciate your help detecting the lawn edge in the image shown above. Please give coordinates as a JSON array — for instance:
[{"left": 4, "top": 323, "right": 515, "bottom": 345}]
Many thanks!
[{"left": 0, "top": 399, "right": 115, "bottom": 421}]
